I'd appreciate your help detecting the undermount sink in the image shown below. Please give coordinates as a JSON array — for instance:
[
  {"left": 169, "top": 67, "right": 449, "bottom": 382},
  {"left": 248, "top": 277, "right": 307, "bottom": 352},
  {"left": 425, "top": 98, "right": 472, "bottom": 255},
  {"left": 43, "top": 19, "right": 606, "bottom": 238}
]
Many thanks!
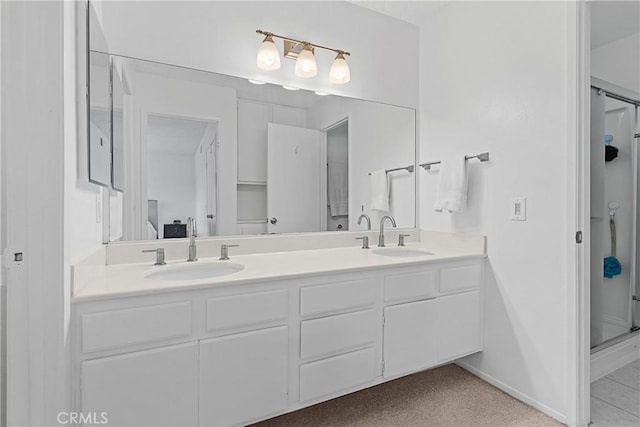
[
  {"left": 372, "top": 247, "right": 434, "bottom": 257},
  {"left": 145, "top": 262, "right": 244, "bottom": 281}
]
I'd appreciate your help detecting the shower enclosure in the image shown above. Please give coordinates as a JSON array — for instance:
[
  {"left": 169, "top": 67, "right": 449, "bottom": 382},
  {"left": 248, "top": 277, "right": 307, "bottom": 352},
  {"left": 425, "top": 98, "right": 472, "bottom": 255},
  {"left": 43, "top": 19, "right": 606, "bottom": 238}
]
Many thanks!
[{"left": 590, "top": 81, "right": 640, "bottom": 350}]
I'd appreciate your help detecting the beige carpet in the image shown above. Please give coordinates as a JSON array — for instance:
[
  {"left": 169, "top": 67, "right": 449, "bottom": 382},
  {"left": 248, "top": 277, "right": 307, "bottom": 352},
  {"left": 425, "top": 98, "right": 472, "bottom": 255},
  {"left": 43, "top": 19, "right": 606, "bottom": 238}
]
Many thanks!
[{"left": 253, "top": 364, "right": 564, "bottom": 427}]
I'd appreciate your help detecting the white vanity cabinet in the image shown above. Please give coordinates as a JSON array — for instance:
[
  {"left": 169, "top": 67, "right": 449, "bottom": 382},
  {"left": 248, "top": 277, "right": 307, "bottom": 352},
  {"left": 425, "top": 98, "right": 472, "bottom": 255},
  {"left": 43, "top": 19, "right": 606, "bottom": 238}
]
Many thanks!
[
  {"left": 72, "top": 257, "right": 484, "bottom": 426},
  {"left": 298, "top": 277, "right": 382, "bottom": 402},
  {"left": 199, "top": 289, "right": 290, "bottom": 426},
  {"left": 199, "top": 326, "right": 289, "bottom": 426},
  {"left": 82, "top": 342, "right": 199, "bottom": 427}
]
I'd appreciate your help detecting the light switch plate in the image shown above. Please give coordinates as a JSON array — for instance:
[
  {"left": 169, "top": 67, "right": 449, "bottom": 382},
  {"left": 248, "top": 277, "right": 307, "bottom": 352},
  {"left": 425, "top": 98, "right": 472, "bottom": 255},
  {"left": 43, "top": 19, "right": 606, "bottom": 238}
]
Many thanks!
[{"left": 511, "top": 197, "right": 526, "bottom": 221}]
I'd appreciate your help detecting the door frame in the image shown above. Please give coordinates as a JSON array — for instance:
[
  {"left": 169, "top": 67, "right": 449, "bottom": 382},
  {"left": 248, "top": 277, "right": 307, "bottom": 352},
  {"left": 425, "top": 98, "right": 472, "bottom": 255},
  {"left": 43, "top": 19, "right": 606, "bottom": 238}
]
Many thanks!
[
  {"left": 569, "top": 1, "right": 591, "bottom": 426},
  {"left": 321, "top": 116, "right": 350, "bottom": 231}
]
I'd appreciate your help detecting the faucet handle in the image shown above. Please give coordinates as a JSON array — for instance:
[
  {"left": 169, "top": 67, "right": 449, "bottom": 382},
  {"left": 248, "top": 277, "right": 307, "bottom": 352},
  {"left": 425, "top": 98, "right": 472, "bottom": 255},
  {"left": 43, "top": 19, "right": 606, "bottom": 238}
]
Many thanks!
[
  {"left": 355, "top": 236, "right": 370, "bottom": 249},
  {"left": 398, "top": 234, "right": 411, "bottom": 246},
  {"left": 220, "top": 244, "right": 239, "bottom": 260},
  {"left": 142, "top": 248, "right": 166, "bottom": 265}
]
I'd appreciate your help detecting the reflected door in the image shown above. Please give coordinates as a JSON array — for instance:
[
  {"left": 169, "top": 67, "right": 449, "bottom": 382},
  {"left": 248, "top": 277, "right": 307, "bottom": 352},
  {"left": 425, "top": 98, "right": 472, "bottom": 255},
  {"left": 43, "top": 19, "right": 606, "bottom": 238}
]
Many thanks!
[{"left": 267, "top": 123, "right": 322, "bottom": 233}]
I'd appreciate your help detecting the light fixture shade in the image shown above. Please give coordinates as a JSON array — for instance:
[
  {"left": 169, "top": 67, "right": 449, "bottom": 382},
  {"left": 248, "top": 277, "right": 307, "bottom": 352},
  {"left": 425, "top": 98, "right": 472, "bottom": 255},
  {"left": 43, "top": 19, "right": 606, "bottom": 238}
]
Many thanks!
[
  {"left": 257, "top": 35, "right": 281, "bottom": 70},
  {"left": 294, "top": 45, "right": 317, "bottom": 78},
  {"left": 329, "top": 53, "right": 350, "bottom": 84}
]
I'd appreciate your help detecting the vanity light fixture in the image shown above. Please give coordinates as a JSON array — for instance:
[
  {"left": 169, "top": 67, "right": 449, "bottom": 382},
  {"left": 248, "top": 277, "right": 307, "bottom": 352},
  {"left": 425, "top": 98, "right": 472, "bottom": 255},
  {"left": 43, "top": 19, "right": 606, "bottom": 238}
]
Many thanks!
[
  {"left": 314, "top": 91, "right": 329, "bottom": 96},
  {"left": 281, "top": 85, "right": 300, "bottom": 91},
  {"left": 256, "top": 33, "right": 281, "bottom": 70},
  {"left": 248, "top": 79, "right": 267, "bottom": 85},
  {"left": 256, "top": 30, "right": 351, "bottom": 84}
]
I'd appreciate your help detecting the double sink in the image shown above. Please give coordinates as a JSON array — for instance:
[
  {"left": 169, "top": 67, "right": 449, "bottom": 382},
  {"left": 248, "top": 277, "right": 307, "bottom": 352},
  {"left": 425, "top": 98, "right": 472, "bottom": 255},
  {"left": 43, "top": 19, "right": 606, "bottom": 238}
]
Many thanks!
[{"left": 145, "top": 246, "right": 434, "bottom": 282}]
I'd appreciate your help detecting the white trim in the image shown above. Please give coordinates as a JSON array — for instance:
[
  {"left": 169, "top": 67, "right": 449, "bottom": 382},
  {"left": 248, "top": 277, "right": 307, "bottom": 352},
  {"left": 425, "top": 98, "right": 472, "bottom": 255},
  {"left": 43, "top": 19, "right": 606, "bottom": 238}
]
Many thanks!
[
  {"left": 590, "top": 333, "right": 640, "bottom": 382},
  {"left": 568, "top": 1, "right": 591, "bottom": 426},
  {"left": 456, "top": 360, "right": 568, "bottom": 425}
]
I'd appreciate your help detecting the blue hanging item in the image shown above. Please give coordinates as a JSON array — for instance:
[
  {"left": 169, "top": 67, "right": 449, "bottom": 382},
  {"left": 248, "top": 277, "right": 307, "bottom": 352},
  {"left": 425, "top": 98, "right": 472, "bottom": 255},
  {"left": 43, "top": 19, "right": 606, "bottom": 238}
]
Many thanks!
[
  {"left": 604, "top": 134, "right": 614, "bottom": 144},
  {"left": 604, "top": 202, "right": 622, "bottom": 279}
]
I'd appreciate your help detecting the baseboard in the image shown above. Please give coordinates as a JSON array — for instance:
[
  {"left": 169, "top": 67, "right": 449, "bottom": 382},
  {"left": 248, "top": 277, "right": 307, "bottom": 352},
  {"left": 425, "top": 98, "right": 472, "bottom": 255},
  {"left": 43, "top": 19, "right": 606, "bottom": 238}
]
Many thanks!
[
  {"left": 455, "top": 361, "right": 568, "bottom": 425},
  {"left": 591, "top": 333, "right": 640, "bottom": 382}
]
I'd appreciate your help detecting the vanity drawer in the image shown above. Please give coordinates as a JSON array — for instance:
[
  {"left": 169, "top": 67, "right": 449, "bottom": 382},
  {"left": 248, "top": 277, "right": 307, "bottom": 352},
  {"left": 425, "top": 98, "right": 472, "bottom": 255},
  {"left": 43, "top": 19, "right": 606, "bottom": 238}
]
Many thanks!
[
  {"left": 206, "top": 289, "right": 288, "bottom": 333},
  {"left": 299, "top": 347, "right": 376, "bottom": 402},
  {"left": 300, "top": 278, "right": 378, "bottom": 317},
  {"left": 384, "top": 270, "right": 438, "bottom": 303},
  {"left": 300, "top": 309, "right": 377, "bottom": 359},
  {"left": 439, "top": 262, "right": 482, "bottom": 294},
  {"left": 82, "top": 302, "right": 192, "bottom": 353}
]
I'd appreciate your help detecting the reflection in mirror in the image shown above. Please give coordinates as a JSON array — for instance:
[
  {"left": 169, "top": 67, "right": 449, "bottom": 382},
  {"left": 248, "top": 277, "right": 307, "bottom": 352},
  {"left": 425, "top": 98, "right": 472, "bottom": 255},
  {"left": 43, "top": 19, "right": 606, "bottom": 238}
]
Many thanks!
[
  {"left": 92, "top": 53, "right": 416, "bottom": 242},
  {"left": 88, "top": 51, "right": 111, "bottom": 186}
]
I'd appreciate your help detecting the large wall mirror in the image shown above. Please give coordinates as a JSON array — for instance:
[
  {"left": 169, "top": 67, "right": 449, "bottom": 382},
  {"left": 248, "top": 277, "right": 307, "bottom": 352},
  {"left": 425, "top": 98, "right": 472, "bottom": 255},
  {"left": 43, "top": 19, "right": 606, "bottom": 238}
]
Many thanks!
[{"left": 90, "top": 52, "right": 416, "bottom": 242}]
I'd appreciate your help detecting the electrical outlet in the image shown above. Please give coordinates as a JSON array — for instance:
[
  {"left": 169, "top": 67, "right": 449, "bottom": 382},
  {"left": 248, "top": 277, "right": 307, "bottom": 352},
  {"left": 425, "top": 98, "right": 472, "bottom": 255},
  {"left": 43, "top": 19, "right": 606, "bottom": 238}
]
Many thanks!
[{"left": 510, "top": 197, "right": 526, "bottom": 221}]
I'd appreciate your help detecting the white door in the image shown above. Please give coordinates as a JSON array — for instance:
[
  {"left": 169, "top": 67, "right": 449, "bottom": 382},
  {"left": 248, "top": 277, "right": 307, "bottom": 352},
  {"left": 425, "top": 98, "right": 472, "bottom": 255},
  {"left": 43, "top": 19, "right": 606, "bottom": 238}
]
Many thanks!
[
  {"left": 199, "top": 326, "right": 289, "bottom": 426},
  {"left": 81, "top": 343, "right": 199, "bottom": 426},
  {"left": 383, "top": 299, "right": 437, "bottom": 378},
  {"left": 436, "top": 290, "right": 482, "bottom": 362},
  {"left": 267, "top": 123, "right": 322, "bottom": 233}
]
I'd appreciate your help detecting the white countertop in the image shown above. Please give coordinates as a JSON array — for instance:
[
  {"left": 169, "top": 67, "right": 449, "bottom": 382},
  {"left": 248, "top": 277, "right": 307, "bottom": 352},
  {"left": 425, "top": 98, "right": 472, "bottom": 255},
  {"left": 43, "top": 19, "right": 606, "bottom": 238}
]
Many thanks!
[{"left": 72, "top": 241, "right": 486, "bottom": 302}]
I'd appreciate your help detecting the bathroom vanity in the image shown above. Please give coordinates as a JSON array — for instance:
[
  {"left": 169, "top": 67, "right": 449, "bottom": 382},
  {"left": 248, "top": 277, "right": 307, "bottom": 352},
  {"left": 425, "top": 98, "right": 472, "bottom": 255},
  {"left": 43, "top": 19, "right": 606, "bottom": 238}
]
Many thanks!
[{"left": 70, "top": 231, "right": 485, "bottom": 426}]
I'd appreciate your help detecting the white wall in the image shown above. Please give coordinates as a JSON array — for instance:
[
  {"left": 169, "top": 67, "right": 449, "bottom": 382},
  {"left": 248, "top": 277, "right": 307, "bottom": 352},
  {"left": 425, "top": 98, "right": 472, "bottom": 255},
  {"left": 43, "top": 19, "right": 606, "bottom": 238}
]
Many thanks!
[
  {"left": 419, "top": 2, "right": 572, "bottom": 422},
  {"left": 308, "top": 96, "right": 416, "bottom": 230},
  {"left": 592, "top": 32, "right": 640, "bottom": 94},
  {"left": 148, "top": 150, "right": 196, "bottom": 238},
  {"left": 91, "top": 1, "right": 419, "bottom": 108}
]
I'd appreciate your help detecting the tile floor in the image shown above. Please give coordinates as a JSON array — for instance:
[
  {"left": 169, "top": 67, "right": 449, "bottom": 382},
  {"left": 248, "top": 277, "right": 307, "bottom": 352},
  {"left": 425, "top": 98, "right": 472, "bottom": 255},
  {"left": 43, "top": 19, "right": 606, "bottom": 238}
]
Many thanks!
[{"left": 591, "top": 359, "right": 640, "bottom": 426}]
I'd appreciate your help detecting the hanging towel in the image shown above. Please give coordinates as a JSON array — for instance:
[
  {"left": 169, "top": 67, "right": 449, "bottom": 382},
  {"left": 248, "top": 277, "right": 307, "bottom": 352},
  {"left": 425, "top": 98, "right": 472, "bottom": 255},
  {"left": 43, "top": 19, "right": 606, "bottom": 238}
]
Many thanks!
[
  {"left": 328, "top": 162, "right": 348, "bottom": 216},
  {"left": 370, "top": 169, "right": 390, "bottom": 211},
  {"left": 434, "top": 155, "right": 468, "bottom": 213}
]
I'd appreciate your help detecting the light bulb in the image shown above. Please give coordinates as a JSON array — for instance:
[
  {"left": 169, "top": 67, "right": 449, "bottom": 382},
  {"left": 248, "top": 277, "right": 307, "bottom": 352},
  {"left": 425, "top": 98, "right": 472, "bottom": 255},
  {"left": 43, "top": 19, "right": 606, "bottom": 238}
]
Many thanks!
[
  {"left": 256, "top": 35, "right": 281, "bottom": 71},
  {"left": 294, "top": 45, "right": 317, "bottom": 78},
  {"left": 329, "top": 53, "right": 350, "bottom": 84}
]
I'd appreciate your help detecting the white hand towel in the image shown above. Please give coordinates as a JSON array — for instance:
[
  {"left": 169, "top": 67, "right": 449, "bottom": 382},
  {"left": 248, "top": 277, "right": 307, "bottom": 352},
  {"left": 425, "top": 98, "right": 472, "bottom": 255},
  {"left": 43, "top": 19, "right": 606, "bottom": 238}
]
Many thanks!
[
  {"left": 328, "top": 162, "right": 348, "bottom": 217},
  {"left": 434, "top": 155, "right": 468, "bottom": 213},
  {"left": 370, "top": 169, "right": 390, "bottom": 211}
]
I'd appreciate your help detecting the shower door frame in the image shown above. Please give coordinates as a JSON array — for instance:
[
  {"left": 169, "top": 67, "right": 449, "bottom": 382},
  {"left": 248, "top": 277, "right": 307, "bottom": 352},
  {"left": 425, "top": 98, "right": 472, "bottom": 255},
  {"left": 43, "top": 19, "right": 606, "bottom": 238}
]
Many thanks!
[{"left": 590, "top": 81, "right": 640, "bottom": 348}]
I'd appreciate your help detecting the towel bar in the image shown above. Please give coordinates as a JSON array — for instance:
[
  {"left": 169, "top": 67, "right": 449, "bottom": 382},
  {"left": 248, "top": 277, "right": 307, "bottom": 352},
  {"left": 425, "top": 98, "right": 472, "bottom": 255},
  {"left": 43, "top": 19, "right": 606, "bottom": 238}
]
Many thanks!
[
  {"left": 367, "top": 165, "right": 414, "bottom": 176},
  {"left": 420, "top": 152, "right": 490, "bottom": 170}
]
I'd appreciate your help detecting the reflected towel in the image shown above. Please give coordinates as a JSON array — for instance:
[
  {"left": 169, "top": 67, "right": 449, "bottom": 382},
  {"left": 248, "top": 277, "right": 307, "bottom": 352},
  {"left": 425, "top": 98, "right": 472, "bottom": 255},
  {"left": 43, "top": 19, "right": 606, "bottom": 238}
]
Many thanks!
[
  {"left": 328, "top": 162, "right": 348, "bottom": 216},
  {"left": 603, "top": 256, "right": 622, "bottom": 279},
  {"left": 370, "top": 169, "right": 390, "bottom": 211},
  {"left": 434, "top": 155, "right": 468, "bottom": 213}
]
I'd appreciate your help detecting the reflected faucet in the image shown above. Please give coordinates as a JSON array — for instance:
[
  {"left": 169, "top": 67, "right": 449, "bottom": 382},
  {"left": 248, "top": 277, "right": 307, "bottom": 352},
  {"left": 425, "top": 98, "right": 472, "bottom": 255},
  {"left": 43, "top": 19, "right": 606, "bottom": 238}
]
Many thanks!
[
  {"left": 378, "top": 215, "right": 397, "bottom": 247},
  {"left": 357, "top": 213, "right": 371, "bottom": 230},
  {"left": 187, "top": 217, "right": 197, "bottom": 262}
]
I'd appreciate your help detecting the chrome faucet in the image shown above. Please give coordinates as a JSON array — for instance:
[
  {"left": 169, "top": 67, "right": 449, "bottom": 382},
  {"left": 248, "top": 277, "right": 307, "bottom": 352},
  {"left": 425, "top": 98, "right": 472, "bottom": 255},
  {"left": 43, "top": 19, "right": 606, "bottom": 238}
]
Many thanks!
[
  {"left": 187, "top": 217, "right": 197, "bottom": 262},
  {"left": 357, "top": 213, "right": 371, "bottom": 230},
  {"left": 378, "top": 215, "right": 397, "bottom": 247}
]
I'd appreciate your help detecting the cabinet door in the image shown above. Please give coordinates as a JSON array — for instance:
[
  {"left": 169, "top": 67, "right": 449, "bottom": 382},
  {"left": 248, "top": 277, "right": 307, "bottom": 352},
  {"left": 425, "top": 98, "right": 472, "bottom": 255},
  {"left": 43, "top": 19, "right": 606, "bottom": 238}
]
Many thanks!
[
  {"left": 383, "top": 299, "right": 437, "bottom": 378},
  {"left": 81, "top": 343, "right": 198, "bottom": 426},
  {"left": 238, "top": 100, "right": 271, "bottom": 182},
  {"left": 436, "top": 290, "right": 482, "bottom": 362},
  {"left": 200, "top": 326, "right": 289, "bottom": 426}
]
